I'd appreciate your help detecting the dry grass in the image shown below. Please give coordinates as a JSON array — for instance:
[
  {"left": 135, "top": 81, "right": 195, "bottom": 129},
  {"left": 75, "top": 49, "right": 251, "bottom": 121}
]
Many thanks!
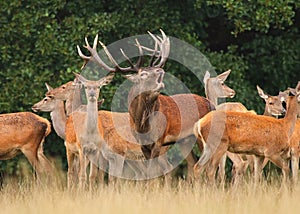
[{"left": 1, "top": 174, "right": 300, "bottom": 214}]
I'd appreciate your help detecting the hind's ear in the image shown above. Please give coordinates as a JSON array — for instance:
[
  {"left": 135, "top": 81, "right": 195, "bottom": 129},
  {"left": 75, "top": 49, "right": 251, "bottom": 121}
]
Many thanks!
[
  {"left": 45, "top": 83, "right": 53, "bottom": 91},
  {"left": 203, "top": 71, "right": 210, "bottom": 85},
  {"left": 99, "top": 73, "right": 115, "bottom": 86},
  {"left": 217, "top": 69, "right": 231, "bottom": 82},
  {"left": 256, "top": 85, "right": 269, "bottom": 100}
]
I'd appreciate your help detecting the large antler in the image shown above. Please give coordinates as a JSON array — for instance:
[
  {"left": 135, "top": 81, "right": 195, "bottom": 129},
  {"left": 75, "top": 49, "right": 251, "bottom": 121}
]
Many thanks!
[
  {"left": 77, "top": 35, "right": 140, "bottom": 73},
  {"left": 77, "top": 30, "right": 170, "bottom": 72},
  {"left": 141, "top": 29, "right": 170, "bottom": 68}
]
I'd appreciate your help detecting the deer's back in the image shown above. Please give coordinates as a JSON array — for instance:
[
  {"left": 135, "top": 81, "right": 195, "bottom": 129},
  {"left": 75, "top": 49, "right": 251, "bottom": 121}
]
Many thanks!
[
  {"left": 0, "top": 112, "right": 51, "bottom": 158},
  {"left": 199, "top": 111, "right": 291, "bottom": 155},
  {"left": 158, "top": 94, "right": 214, "bottom": 139}
]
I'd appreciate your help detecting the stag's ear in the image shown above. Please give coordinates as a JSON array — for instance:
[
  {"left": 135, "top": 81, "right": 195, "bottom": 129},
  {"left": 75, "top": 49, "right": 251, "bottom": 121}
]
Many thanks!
[
  {"left": 217, "top": 69, "right": 231, "bottom": 82},
  {"left": 45, "top": 83, "right": 53, "bottom": 91},
  {"left": 203, "top": 71, "right": 210, "bottom": 85},
  {"left": 257, "top": 85, "right": 269, "bottom": 100},
  {"left": 123, "top": 74, "right": 139, "bottom": 83},
  {"left": 99, "top": 73, "right": 115, "bottom": 86}
]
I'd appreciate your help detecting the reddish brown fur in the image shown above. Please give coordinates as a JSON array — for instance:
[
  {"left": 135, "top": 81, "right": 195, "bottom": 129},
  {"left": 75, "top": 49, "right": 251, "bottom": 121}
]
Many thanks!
[
  {"left": 129, "top": 93, "right": 213, "bottom": 158},
  {"left": 194, "top": 95, "right": 299, "bottom": 184},
  {"left": 0, "top": 112, "right": 52, "bottom": 177}
]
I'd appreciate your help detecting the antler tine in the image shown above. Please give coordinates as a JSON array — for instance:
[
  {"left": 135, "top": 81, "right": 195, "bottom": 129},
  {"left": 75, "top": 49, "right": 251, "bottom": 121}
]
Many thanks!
[
  {"left": 145, "top": 30, "right": 170, "bottom": 68},
  {"left": 78, "top": 35, "right": 116, "bottom": 72},
  {"left": 120, "top": 48, "right": 136, "bottom": 68},
  {"left": 149, "top": 40, "right": 159, "bottom": 66},
  {"left": 99, "top": 41, "right": 139, "bottom": 73},
  {"left": 134, "top": 39, "right": 144, "bottom": 69},
  {"left": 155, "top": 31, "right": 170, "bottom": 68},
  {"left": 77, "top": 45, "right": 90, "bottom": 69},
  {"left": 98, "top": 41, "right": 122, "bottom": 70},
  {"left": 147, "top": 31, "right": 162, "bottom": 47}
]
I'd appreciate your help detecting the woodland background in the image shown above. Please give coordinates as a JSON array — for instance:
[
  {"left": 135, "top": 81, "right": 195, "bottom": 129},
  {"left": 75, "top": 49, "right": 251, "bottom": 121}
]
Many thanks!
[{"left": 0, "top": 0, "right": 299, "bottom": 178}]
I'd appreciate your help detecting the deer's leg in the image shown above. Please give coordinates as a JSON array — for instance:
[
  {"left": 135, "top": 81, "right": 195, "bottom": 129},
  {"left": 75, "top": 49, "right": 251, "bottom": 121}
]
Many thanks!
[
  {"left": 206, "top": 141, "right": 228, "bottom": 186},
  {"left": 21, "top": 144, "right": 40, "bottom": 179},
  {"left": 253, "top": 156, "right": 265, "bottom": 184},
  {"left": 65, "top": 146, "right": 77, "bottom": 189},
  {"left": 217, "top": 153, "right": 227, "bottom": 185},
  {"left": 78, "top": 150, "right": 87, "bottom": 189},
  {"left": 291, "top": 153, "right": 299, "bottom": 186},
  {"left": 246, "top": 155, "right": 255, "bottom": 176},
  {"left": 88, "top": 163, "right": 98, "bottom": 191},
  {"left": 185, "top": 151, "right": 197, "bottom": 183},
  {"left": 97, "top": 152, "right": 108, "bottom": 186},
  {"left": 194, "top": 144, "right": 213, "bottom": 180},
  {"left": 227, "top": 153, "right": 246, "bottom": 185},
  {"left": 37, "top": 138, "right": 53, "bottom": 176},
  {"left": 269, "top": 155, "right": 290, "bottom": 185},
  {"left": 177, "top": 136, "right": 197, "bottom": 182}
]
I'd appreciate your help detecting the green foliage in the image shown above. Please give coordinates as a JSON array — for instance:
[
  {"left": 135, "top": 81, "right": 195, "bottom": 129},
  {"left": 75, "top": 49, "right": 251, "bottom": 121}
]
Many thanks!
[
  {"left": 0, "top": 0, "right": 299, "bottom": 178},
  {"left": 200, "top": 0, "right": 299, "bottom": 35}
]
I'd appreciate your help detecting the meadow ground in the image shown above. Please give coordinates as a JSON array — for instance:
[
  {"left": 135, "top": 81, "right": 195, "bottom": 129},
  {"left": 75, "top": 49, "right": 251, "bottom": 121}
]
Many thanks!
[{"left": 1, "top": 173, "right": 300, "bottom": 214}]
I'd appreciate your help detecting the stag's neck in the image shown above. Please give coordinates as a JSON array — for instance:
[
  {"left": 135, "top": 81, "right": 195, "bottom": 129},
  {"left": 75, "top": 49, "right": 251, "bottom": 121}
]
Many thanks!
[
  {"left": 129, "top": 92, "right": 159, "bottom": 133},
  {"left": 65, "top": 86, "right": 82, "bottom": 115},
  {"left": 85, "top": 101, "right": 99, "bottom": 134},
  {"left": 50, "top": 100, "right": 67, "bottom": 140}
]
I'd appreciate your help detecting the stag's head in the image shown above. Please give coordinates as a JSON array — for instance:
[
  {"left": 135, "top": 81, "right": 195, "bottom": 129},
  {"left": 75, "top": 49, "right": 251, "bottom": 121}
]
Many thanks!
[{"left": 77, "top": 30, "right": 170, "bottom": 100}]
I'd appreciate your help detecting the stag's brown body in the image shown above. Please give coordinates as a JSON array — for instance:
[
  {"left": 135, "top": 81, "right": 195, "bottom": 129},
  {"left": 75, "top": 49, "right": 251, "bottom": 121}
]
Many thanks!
[
  {"left": 0, "top": 112, "right": 51, "bottom": 175},
  {"left": 129, "top": 93, "right": 214, "bottom": 159}
]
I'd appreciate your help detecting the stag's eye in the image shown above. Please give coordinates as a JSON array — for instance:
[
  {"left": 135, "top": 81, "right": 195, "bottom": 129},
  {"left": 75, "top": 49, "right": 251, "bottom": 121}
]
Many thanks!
[
  {"left": 62, "top": 86, "right": 66, "bottom": 89},
  {"left": 140, "top": 72, "right": 148, "bottom": 79}
]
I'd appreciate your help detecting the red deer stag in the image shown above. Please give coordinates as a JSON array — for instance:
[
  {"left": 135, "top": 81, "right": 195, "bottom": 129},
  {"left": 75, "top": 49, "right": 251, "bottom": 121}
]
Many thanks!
[
  {"left": 193, "top": 90, "right": 300, "bottom": 186},
  {"left": 77, "top": 30, "right": 215, "bottom": 179},
  {"left": 0, "top": 111, "right": 52, "bottom": 180}
]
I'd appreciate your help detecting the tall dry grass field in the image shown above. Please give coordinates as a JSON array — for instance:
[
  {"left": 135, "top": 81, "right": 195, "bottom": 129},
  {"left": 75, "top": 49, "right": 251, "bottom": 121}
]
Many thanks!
[{"left": 1, "top": 174, "right": 300, "bottom": 214}]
